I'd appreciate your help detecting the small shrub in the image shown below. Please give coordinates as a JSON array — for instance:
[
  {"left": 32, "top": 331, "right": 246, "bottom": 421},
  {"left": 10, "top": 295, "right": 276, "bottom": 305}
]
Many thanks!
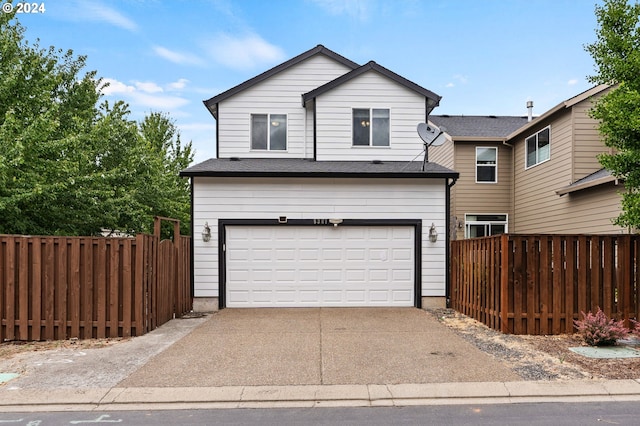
[
  {"left": 573, "top": 308, "right": 629, "bottom": 346},
  {"left": 630, "top": 319, "right": 640, "bottom": 340}
]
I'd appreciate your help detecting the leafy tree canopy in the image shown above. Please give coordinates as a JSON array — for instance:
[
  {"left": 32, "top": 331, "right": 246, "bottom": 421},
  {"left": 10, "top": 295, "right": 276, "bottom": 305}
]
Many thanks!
[
  {"left": 0, "top": 11, "right": 193, "bottom": 236},
  {"left": 586, "top": 0, "right": 640, "bottom": 229}
]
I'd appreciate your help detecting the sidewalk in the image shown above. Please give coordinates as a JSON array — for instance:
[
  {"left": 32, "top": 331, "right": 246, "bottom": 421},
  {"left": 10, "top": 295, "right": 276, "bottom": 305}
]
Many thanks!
[
  {"left": 1, "top": 309, "right": 640, "bottom": 412},
  {"left": 2, "top": 380, "right": 640, "bottom": 412}
]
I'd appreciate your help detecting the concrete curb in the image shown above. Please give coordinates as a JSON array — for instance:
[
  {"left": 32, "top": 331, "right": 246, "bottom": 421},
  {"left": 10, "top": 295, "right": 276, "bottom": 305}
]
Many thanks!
[{"left": 1, "top": 380, "right": 640, "bottom": 412}]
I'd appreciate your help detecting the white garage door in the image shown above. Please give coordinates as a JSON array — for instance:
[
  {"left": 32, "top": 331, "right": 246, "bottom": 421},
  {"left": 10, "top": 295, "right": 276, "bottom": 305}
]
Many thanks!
[{"left": 224, "top": 225, "right": 415, "bottom": 307}]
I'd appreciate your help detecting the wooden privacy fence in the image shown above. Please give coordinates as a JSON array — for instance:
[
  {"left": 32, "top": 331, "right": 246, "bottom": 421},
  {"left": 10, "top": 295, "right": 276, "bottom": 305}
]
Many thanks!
[
  {"left": 451, "top": 234, "right": 640, "bottom": 335},
  {"left": 0, "top": 218, "right": 191, "bottom": 341}
]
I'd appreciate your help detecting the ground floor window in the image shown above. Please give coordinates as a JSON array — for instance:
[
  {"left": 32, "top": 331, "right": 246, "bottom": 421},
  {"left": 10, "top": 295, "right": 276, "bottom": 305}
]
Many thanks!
[{"left": 465, "top": 214, "right": 508, "bottom": 238}]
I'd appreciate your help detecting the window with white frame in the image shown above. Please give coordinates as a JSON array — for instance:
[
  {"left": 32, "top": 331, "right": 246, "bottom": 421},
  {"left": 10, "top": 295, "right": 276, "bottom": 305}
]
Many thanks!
[
  {"left": 525, "top": 126, "right": 550, "bottom": 168},
  {"left": 353, "top": 108, "right": 390, "bottom": 147},
  {"left": 476, "top": 147, "right": 497, "bottom": 183},
  {"left": 465, "top": 214, "right": 508, "bottom": 238},
  {"left": 251, "top": 114, "right": 287, "bottom": 150}
]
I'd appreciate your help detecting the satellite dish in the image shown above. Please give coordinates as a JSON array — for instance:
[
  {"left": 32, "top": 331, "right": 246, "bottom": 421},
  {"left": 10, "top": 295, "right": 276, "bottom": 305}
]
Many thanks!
[{"left": 417, "top": 123, "right": 446, "bottom": 147}]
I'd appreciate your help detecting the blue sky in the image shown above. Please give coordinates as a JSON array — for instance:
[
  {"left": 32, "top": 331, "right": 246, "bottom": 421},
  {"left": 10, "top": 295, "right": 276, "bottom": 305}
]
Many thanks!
[{"left": 16, "top": 0, "right": 602, "bottom": 164}]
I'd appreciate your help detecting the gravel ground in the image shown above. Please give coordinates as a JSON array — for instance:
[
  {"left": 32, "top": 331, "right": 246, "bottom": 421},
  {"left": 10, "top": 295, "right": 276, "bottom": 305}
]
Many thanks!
[{"left": 426, "top": 308, "right": 640, "bottom": 381}]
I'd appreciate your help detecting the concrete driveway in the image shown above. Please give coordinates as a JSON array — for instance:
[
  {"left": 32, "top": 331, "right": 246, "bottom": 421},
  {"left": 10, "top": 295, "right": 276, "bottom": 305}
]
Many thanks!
[{"left": 119, "top": 308, "right": 521, "bottom": 387}]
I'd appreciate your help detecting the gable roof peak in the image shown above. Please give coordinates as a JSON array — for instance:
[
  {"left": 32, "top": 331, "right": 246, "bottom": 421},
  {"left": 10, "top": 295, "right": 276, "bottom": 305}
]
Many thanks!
[
  {"left": 202, "top": 44, "right": 359, "bottom": 118},
  {"left": 302, "top": 60, "right": 441, "bottom": 114}
]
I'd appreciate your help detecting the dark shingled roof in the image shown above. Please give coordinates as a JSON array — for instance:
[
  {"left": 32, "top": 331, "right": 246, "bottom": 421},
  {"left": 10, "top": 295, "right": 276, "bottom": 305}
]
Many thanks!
[
  {"left": 180, "top": 158, "right": 458, "bottom": 179},
  {"left": 572, "top": 168, "right": 612, "bottom": 185},
  {"left": 555, "top": 168, "right": 617, "bottom": 196},
  {"left": 430, "top": 115, "right": 529, "bottom": 139}
]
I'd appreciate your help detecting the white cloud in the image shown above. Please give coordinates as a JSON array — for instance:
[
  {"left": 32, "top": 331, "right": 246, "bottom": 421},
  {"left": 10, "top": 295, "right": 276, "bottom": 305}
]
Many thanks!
[
  {"left": 310, "top": 0, "right": 372, "bottom": 20},
  {"left": 445, "top": 74, "right": 468, "bottom": 89},
  {"left": 134, "top": 81, "right": 164, "bottom": 94},
  {"left": 99, "top": 78, "right": 135, "bottom": 95},
  {"left": 167, "top": 78, "right": 190, "bottom": 91},
  {"left": 99, "top": 78, "right": 189, "bottom": 111},
  {"left": 204, "top": 33, "right": 286, "bottom": 70},
  {"left": 153, "top": 46, "right": 205, "bottom": 66},
  {"left": 65, "top": 1, "right": 138, "bottom": 31},
  {"left": 568, "top": 79, "right": 579, "bottom": 86}
]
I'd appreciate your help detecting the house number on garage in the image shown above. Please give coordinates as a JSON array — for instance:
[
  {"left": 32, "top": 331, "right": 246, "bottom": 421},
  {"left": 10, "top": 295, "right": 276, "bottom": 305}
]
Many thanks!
[{"left": 313, "top": 219, "right": 329, "bottom": 225}]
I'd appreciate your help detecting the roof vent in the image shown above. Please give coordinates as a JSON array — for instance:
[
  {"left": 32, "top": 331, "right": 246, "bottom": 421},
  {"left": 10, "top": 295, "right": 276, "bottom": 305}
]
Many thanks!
[
  {"left": 488, "top": 115, "right": 497, "bottom": 119},
  {"left": 229, "top": 157, "right": 240, "bottom": 161},
  {"left": 372, "top": 159, "right": 383, "bottom": 164},
  {"left": 527, "top": 101, "right": 534, "bottom": 122}
]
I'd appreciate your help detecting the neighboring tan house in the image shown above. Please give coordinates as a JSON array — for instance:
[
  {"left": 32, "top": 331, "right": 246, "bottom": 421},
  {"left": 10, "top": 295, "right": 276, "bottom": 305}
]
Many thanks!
[
  {"left": 429, "top": 115, "right": 528, "bottom": 240},
  {"left": 180, "top": 45, "right": 459, "bottom": 311},
  {"left": 430, "top": 84, "right": 626, "bottom": 239}
]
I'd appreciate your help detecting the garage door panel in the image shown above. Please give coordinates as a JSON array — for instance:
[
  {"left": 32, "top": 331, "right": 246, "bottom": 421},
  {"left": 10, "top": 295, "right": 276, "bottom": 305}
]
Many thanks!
[
  {"left": 225, "top": 225, "right": 415, "bottom": 307},
  {"left": 346, "top": 290, "right": 365, "bottom": 302},
  {"left": 393, "top": 248, "right": 413, "bottom": 261}
]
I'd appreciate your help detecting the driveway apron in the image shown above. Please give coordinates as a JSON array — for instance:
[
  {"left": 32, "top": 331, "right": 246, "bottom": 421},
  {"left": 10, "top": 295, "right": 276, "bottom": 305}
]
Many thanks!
[{"left": 118, "top": 308, "right": 521, "bottom": 387}]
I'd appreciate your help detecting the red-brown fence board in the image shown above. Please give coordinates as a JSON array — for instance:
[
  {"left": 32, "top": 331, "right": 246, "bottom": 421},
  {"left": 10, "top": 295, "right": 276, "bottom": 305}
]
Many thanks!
[
  {"left": 0, "top": 231, "right": 191, "bottom": 342},
  {"left": 451, "top": 234, "right": 640, "bottom": 335}
]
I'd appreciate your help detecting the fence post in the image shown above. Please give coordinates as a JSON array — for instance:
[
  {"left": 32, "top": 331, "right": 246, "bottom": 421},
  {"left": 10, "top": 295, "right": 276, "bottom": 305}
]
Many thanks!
[{"left": 500, "top": 234, "right": 509, "bottom": 333}]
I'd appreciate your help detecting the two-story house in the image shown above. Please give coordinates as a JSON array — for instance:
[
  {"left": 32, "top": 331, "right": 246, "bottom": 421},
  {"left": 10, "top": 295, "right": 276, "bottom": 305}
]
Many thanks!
[
  {"left": 430, "top": 84, "right": 625, "bottom": 239},
  {"left": 180, "top": 45, "right": 459, "bottom": 311}
]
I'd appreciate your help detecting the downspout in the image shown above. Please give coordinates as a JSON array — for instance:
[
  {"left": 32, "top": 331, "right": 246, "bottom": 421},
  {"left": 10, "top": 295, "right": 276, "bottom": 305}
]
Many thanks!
[
  {"left": 189, "top": 177, "right": 195, "bottom": 300},
  {"left": 446, "top": 176, "right": 458, "bottom": 308},
  {"left": 502, "top": 138, "right": 515, "bottom": 233}
]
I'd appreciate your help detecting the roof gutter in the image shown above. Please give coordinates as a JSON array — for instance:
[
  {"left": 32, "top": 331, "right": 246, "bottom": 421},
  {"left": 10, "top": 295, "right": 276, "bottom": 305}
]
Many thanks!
[{"left": 179, "top": 170, "right": 460, "bottom": 179}]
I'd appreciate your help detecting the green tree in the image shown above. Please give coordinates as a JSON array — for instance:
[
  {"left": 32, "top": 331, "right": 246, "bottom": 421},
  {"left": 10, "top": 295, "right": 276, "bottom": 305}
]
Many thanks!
[
  {"left": 138, "top": 112, "right": 193, "bottom": 236},
  {"left": 0, "top": 12, "right": 193, "bottom": 236},
  {"left": 586, "top": 0, "right": 640, "bottom": 229}
]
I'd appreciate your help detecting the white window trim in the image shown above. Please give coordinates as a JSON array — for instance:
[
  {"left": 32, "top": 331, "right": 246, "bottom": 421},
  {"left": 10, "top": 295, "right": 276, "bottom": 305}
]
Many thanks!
[
  {"left": 250, "top": 113, "right": 288, "bottom": 151},
  {"left": 524, "top": 125, "right": 551, "bottom": 169},
  {"left": 351, "top": 107, "right": 391, "bottom": 147},
  {"left": 464, "top": 213, "right": 508, "bottom": 239},
  {"left": 475, "top": 146, "right": 498, "bottom": 184}
]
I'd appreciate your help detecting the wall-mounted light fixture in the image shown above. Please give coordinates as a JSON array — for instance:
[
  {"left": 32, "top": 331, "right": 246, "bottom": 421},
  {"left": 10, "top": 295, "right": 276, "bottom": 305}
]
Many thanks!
[
  {"left": 202, "top": 221, "right": 211, "bottom": 242},
  {"left": 429, "top": 223, "right": 438, "bottom": 243},
  {"left": 329, "top": 218, "right": 343, "bottom": 227}
]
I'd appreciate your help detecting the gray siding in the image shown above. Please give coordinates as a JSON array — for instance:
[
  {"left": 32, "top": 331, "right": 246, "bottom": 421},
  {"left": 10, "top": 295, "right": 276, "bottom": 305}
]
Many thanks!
[
  {"left": 192, "top": 177, "right": 448, "bottom": 298},
  {"left": 217, "top": 55, "right": 352, "bottom": 158},
  {"left": 314, "top": 71, "right": 427, "bottom": 161}
]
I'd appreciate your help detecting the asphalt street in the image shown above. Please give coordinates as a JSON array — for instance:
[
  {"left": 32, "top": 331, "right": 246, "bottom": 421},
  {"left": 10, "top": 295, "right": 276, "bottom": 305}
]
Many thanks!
[{"left": 2, "top": 401, "right": 640, "bottom": 425}]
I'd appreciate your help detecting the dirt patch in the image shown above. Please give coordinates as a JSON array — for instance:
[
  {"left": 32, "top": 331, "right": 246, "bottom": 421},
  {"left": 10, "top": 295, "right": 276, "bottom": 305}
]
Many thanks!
[
  {"left": 0, "top": 337, "right": 129, "bottom": 360},
  {"left": 426, "top": 309, "right": 640, "bottom": 381}
]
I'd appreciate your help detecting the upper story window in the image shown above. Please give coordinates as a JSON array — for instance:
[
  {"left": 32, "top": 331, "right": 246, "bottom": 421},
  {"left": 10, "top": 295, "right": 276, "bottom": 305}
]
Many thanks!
[
  {"left": 525, "top": 126, "right": 550, "bottom": 168},
  {"left": 476, "top": 147, "right": 497, "bottom": 183},
  {"left": 353, "top": 108, "right": 389, "bottom": 147},
  {"left": 251, "top": 114, "right": 287, "bottom": 151}
]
